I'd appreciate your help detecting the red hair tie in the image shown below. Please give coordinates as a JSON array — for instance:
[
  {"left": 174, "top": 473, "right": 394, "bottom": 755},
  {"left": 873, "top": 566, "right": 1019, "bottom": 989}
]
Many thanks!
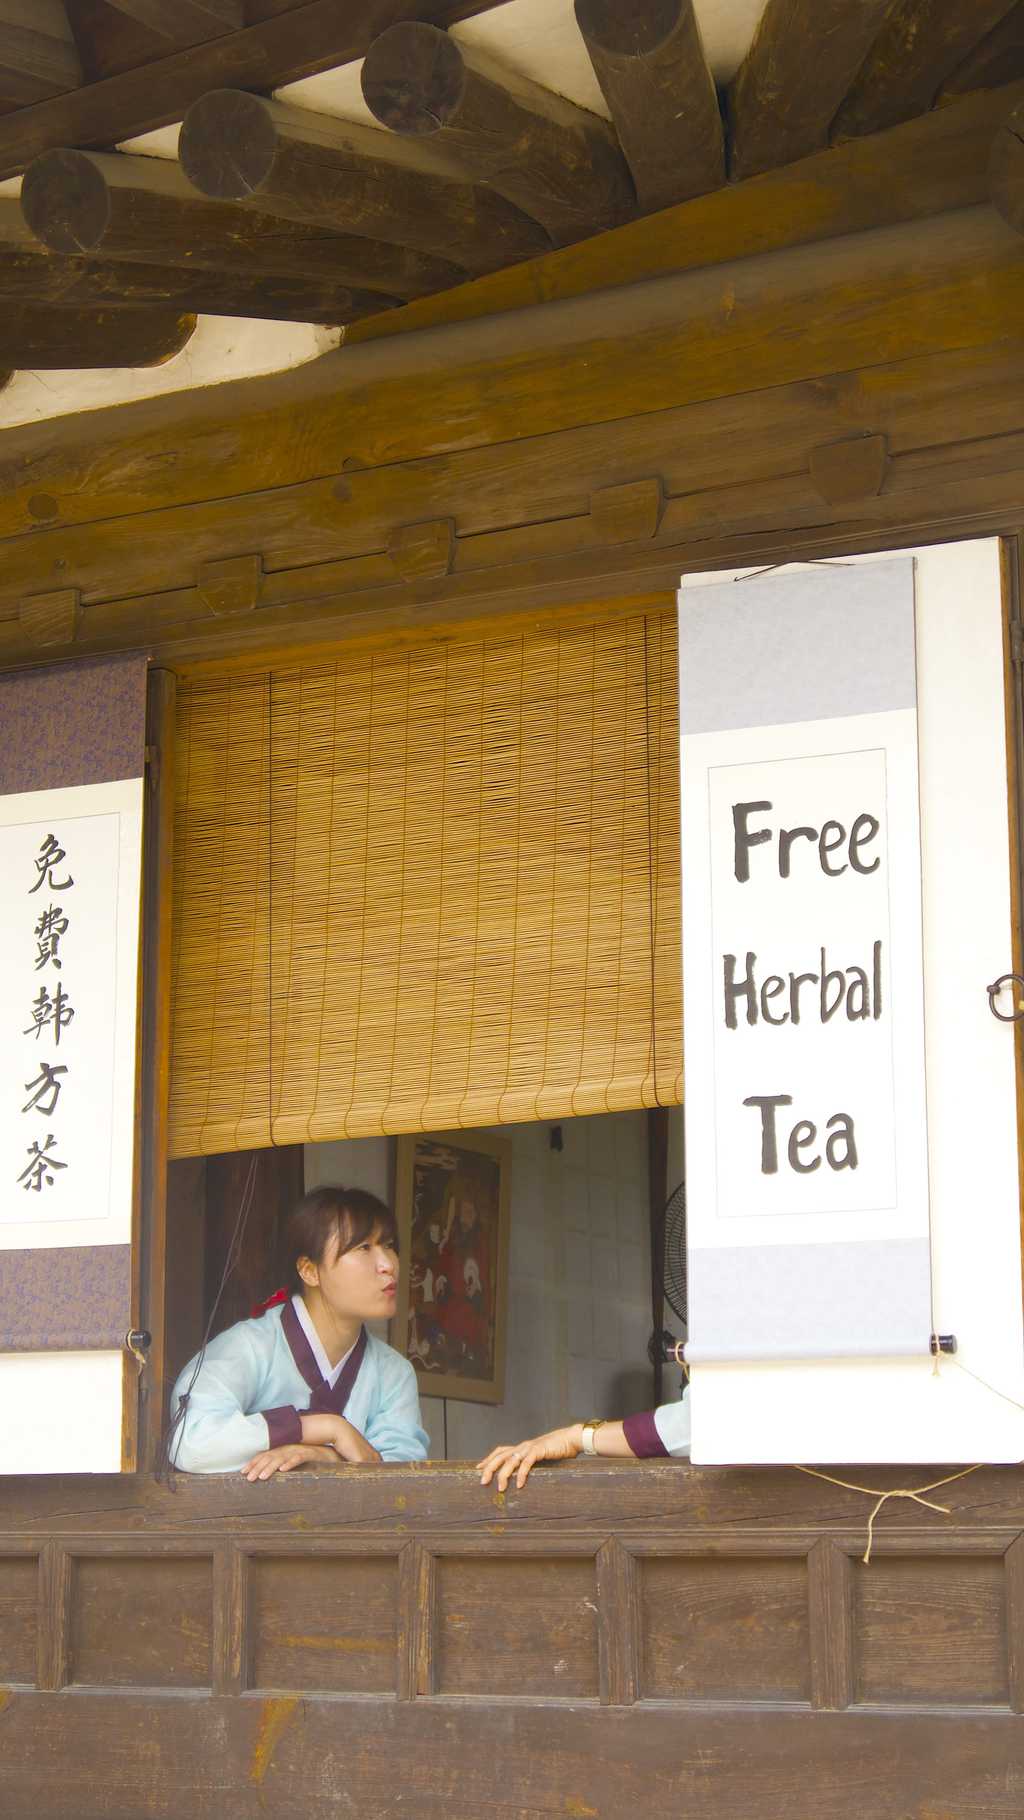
[{"left": 250, "top": 1287, "right": 289, "bottom": 1318}]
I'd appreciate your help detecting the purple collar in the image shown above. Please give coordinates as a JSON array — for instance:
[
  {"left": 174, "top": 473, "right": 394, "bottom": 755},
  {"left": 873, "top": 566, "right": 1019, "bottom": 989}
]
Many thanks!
[{"left": 281, "top": 1299, "right": 368, "bottom": 1418}]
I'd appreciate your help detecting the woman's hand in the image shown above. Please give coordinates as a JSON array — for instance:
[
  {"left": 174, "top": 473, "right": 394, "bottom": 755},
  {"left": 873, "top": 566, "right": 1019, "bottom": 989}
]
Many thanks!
[
  {"left": 300, "top": 1411, "right": 382, "bottom": 1465},
  {"left": 478, "top": 1424, "right": 584, "bottom": 1492},
  {"left": 241, "top": 1442, "right": 340, "bottom": 1482}
]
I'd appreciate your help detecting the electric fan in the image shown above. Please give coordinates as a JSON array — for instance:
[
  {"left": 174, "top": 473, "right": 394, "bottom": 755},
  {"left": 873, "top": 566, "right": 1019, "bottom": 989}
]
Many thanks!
[{"left": 648, "top": 1178, "right": 687, "bottom": 1368}]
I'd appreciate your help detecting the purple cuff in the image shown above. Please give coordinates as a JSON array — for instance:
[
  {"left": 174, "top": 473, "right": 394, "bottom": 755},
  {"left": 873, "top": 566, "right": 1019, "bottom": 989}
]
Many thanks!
[
  {"left": 263, "top": 1405, "right": 302, "bottom": 1448},
  {"left": 622, "top": 1409, "right": 669, "bottom": 1459}
]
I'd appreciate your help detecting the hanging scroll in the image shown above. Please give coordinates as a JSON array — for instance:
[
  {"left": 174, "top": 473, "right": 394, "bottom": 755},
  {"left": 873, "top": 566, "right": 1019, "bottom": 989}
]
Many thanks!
[
  {"left": 0, "top": 655, "right": 146, "bottom": 1473},
  {"left": 678, "top": 558, "right": 933, "bottom": 1366}
]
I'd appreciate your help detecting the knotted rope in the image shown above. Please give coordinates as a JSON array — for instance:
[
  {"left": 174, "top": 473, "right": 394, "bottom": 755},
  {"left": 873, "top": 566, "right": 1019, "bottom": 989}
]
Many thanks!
[{"left": 794, "top": 1464, "right": 982, "bottom": 1563}]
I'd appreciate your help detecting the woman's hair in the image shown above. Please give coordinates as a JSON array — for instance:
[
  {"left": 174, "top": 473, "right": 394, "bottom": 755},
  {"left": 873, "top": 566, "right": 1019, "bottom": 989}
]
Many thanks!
[{"left": 283, "top": 1185, "right": 398, "bottom": 1292}]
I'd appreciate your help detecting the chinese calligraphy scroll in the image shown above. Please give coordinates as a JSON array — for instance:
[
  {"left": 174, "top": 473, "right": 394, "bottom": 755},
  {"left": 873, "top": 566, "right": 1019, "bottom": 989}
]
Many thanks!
[{"left": 0, "top": 654, "right": 146, "bottom": 1473}]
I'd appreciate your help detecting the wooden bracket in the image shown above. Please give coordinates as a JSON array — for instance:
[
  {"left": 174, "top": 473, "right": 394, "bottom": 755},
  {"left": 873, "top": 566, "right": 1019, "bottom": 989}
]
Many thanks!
[
  {"left": 808, "top": 434, "right": 888, "bottom": 505},
  {"left": 197, "top": 553, "right": 263, "bottom": 617},
  {"left": 18, "top": 587, "right": 80, "bottom": 647},
  {"left": 387, "top": 518, "right": 456, "bottom": 582},
  {"left": 590, "top": 477, "right": 664, "bottom": 544}
]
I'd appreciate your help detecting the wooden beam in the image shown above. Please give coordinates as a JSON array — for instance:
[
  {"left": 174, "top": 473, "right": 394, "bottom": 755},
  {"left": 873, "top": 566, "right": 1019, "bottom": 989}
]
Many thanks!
[
  {"left": 727, "top": 0, "right": 891, "bottom": 179},
  {"left": 0, "top": 0, "right": 81, "bottom": 106},
  {"left": 0, "top": 204, "right": 1019, "bottom": 554},
  {"left": 989, "top": 100, "right": 1024, "bottom": 239},
  {"left": 574, "top": 0, "right": 724, "bottom": 211},
  {"left": 179, "top": 90, "right": 551, "bottom": 273},
  {"left": 6, "top": 331, "right": 1024, "bottom": 646},
  {"left": 20, "top": 148, "right": 464, "bottom": 299},
  {"left": 345, "top": 81, "right": 1024, "bottom": 348},
  {"left": 943, "top": 2, "right": 1024, "bottom": 97},
  {"left": 104, "top": 0, "right": 243, "bottom": 42},
  {"left": 360, "top": 22, "right": 635, "bottom": 245},
  {"left": 833, "top": 0, "right": 1019, "bottom": 140},
  {"left": 0, "top": 304, "right": 195, "bottom": 368},
  {"left": 18, "top": 587, "right": 80, "bottom": 647},
  {"left": 0, "top": 214, "right": 389, "bottom": 325},
  {"left": 0, "top": 1, "right": 513, "bottom": 184}
]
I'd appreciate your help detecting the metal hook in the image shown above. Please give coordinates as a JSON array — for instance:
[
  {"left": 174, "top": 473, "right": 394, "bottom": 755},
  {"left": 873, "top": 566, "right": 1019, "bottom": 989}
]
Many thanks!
[{"left": 986, "top": 974, "right": 1024, "bottom": 1022}]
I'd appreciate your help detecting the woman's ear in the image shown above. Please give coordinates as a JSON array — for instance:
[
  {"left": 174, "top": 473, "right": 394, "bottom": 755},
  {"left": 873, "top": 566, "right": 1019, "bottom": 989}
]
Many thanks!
[{"left": 295, "top": 1254, "right": 318, "bottom": 1290}]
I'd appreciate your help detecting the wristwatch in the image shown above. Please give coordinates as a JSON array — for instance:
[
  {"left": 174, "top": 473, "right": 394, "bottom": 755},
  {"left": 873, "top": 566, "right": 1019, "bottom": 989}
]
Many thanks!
[{"left": 579, "top": 1418, "right": 606, "bottom": 1456}]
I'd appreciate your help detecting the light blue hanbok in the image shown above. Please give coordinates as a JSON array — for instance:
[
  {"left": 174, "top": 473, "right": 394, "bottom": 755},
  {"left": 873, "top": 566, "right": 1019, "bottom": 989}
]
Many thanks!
[{"left": 169, "top": 1294, "right": 429, "bottom": 1473}]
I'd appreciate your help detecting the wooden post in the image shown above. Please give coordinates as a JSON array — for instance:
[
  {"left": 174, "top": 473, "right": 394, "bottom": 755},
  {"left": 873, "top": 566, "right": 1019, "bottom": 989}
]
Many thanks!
[
  {"left": 0, "top": 302, "right": 195, "bottom": 370},
  {"left": 21, "top": 146, "right": 461, "bottom": 301},
  {"left": 362, "top": 21, "right": 635, "bottom": 244},
  {"left": 728, "top": 0, "right": 891, "bottom": 180},
  {"left": 575, "top": 0, "right": 724, "bottom": 210},
  {"left": 179, "top": 89, "right": 550, "bottom": 274},
  {"left": 135, "top": 668, "right": 176, "bottom": 1473}
]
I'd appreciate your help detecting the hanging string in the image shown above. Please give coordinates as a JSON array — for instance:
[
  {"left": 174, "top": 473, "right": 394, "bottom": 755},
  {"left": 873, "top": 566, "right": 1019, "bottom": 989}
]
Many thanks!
[
  {"left": 793, "top": 1464, "right": 983, "bottom": 1564},
  {"left": 731, "top": 559, "right": 860, "bottom": 584},
  {"left": 157, "top": 1150, "right": 261, "bottom": 1488}
]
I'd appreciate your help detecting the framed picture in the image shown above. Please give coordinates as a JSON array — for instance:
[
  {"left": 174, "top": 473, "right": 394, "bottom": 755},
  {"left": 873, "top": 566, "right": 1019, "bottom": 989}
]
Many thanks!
[{"left": 392, "top": 1130, "right": 510, "bottom": 1404}]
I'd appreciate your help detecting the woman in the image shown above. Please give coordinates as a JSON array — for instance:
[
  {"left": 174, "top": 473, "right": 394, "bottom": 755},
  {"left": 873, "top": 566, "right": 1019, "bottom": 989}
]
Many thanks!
[
  {"left": 169, "top": 1185, "right": 429, "bottom": 1477},
  {"left": 478, "top": 1395, "right": 690, "bottom": 1492}
]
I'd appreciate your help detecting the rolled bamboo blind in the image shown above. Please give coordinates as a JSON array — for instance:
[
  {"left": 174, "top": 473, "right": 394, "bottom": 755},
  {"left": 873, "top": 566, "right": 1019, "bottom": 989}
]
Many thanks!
[{"left": 168, "top": 609, "right": 682, "bottom": 1158}]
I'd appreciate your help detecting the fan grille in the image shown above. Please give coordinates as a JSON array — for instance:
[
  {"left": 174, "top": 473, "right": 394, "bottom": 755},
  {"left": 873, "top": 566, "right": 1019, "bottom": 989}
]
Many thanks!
[{"left": 661, "top": 1180, "right": 687, "bottom": 1326}]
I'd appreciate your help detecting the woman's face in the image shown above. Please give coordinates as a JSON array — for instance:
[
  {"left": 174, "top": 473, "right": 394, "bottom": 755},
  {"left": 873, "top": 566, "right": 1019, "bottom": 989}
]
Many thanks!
[{"left": 302, "top": 1220, "right": 399, "bottom": 1321}]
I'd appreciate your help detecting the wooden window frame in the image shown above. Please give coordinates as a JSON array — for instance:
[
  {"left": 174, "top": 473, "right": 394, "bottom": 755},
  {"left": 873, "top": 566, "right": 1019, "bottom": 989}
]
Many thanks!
[{"left": 131, "top": 529, "right": 1024, "bottom": 1475}]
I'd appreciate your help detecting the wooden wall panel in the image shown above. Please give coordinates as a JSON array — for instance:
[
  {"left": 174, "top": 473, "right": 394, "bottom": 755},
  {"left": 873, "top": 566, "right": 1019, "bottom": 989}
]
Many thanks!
[
  {"left": 854, "top": 1555, "right": 1009, "bottom": 1705},
  {"left": 250, "top": 1554, "right": 398, "bottom": 1694},
  {"left": 71, "top": 1556, "right": 213, "bottom": 1688},
  {"left": 0, "top": 1555, "right": 37, "bottom": 1683},
  {"left": 639, "top": 1556, "right": 810, "bottom": 1701},
  {"left": 435, "top": 1555, "right": 599, "bottom": 1697}
]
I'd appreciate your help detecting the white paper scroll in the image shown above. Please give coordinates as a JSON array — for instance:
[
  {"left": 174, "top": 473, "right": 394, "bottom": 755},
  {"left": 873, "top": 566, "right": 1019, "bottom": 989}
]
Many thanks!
[{"left": 678, "top": 558, "right": 933, "bottom": 1365}]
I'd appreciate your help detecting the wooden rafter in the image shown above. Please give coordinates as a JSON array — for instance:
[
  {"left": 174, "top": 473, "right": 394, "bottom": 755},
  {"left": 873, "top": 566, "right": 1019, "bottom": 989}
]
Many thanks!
[
  {"left": 20, "top": 148, "right": 466, "bottom": 302},
  {"left": 0, "top": 302, "right": 195, "bottom": 368},
  {"left": 727, "top": 0, "right": 891, "bottom": 179},
  {"left": 0, "top": 202, "right": 379, "bottom": 323},
  {"left": 573, "top": 0, "right": 724, "bottom": 212},
  {"left": 833, "top": 0, "right": 1020, "bottom": 139},
  {"left": 0, "top": 0, "right": 81, "bottom": 107},
  {"left": 943, "top": 2, "right": 1024, "bottom": 98},
  {"left": 360, "top": 22, "right": 634, "bottom": 245},
  {"left": 103, "top": 0, "right": 244, "bottom": 42},
  {"left": 0, "top": 0, "right": 511, "bottom": 182},
  {"left": 179, "top": 90, "right": 550, "bottom": 273}
]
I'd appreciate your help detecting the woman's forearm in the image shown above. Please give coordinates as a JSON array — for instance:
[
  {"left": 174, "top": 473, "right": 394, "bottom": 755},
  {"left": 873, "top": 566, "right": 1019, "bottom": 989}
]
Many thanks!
[
  {"left": 300, "top": 1411, "right": 382, "bottom": 1463},
  {"left": 587, "top": 1420, "right": 638, "bottom": 1459}
]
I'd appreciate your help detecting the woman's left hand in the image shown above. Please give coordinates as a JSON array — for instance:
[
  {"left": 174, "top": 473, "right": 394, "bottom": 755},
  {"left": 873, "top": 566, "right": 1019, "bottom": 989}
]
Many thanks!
[{"left": 241, "top": 1442, "right": 341, "bottom": 1481}]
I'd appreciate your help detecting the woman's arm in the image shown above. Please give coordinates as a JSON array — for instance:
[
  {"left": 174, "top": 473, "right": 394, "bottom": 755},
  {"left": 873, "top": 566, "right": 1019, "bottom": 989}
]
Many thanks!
[
  {"left": 170, "top": 1329, "right": 297, "bottom": 1474},
  {"left": 299, "top": 1411, "right": 381, "bottom": 1464},
  {"left": 363, "top": 1357, "right": 430, "bottom": 1463},
  {"left": 478, "top": 1398, "right": 691, "bottom": 1491},
  {"left": 241, "top": 1441, "right": 344, "bottom": 1482},
  {"left": 478, "top": 1420, "right": 637, "bottom": 1492}
]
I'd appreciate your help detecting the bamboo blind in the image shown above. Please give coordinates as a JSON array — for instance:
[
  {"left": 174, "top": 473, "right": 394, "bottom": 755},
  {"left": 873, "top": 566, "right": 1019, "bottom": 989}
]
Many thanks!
[{"left": 168, "top": 610, "right": 682, "bottom": 1158}]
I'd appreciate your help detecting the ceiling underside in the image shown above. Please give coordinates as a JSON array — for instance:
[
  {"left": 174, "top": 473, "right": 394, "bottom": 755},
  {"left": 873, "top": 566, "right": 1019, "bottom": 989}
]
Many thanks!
[{"left": 0, "top": 0, "right": 1022, "bottom": 402}]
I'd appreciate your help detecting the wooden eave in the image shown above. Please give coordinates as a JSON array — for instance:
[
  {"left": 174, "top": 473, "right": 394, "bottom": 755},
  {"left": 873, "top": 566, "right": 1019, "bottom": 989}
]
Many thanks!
[
  {"left": 2, "top": 1, "right": 1024, "bottom": 374},
  {"left": 3, "top": 123, "right": 1024, "bottom": 671}
]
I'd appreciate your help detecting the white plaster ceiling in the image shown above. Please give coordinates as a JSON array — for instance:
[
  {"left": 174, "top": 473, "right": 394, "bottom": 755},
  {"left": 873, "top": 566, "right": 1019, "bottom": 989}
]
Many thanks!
[{"left": 0, "top": 0, "right": 770, "bottom": 426}]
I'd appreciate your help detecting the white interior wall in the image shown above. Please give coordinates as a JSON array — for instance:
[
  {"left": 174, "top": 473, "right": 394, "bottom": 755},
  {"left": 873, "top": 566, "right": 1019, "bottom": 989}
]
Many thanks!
[{"left": 304, "top": 1110, "right": 654, "bottom": 1459}]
